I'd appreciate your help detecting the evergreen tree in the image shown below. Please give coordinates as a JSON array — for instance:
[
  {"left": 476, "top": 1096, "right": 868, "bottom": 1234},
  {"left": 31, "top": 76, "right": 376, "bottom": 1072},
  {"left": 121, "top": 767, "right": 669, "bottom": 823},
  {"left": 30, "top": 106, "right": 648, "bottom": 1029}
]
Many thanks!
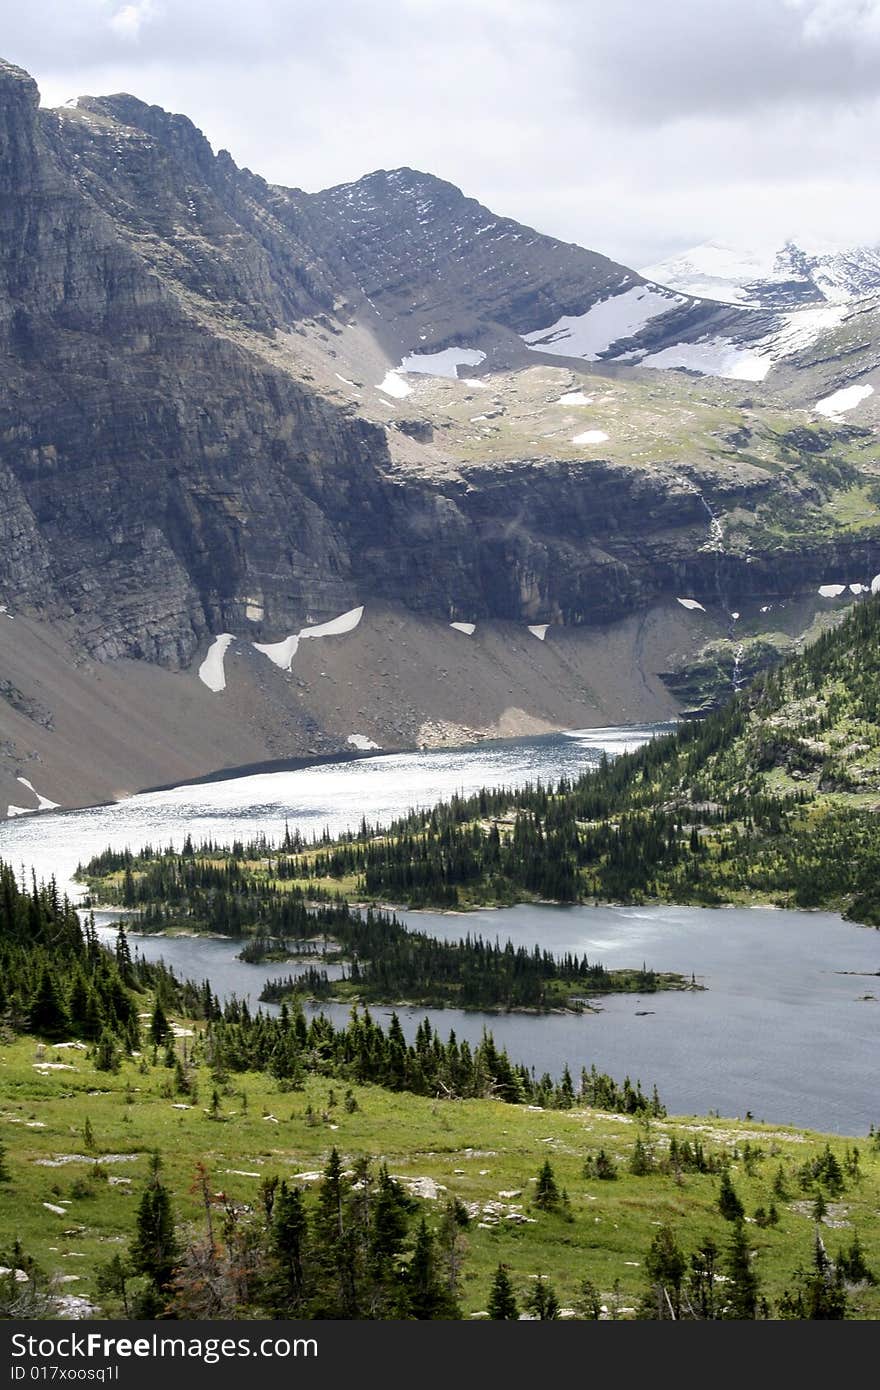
[
  {"left": 688, "top": 1237, "right": 720, "bottom": 1320},
  {"left": 575, "top": 1278, "right": 602, "bottom": 1319},
  {"left": 533, "top": 1158, "right": 560, "bottom": 1212},
  {"left": 149, "top": 1000, "right": 170, "bottom": 1046},
  {"left": 95, "top": 1254, "right": 132, "bottom": 1317},
  {"left": 370, "top": 1165, "right": 412, "bottom": 1275},
  {"left": 836, "top": 1232, "right": 875, "bottom": 1286},
  {"left": 311, "top": 1149, "right": 358, "bottom": 1317},
  {"left": 94, "top": 1027, "right": 119, "bottom": 1073},
  {"left": 724, "top": 1222, "right": 759, "bottom": 1320},
  {"left": 629, "top": 1137, "right": 653, "bottom": 1176},
  {"left": 487, "top": 1263, "right": 519, "bottom": 1320},
  {"left": 778, "top": 1234, "right": 847, "bottom": 1319},
  {"left": 29, "top": 965, "right": 69, "bottom": 1039},
  {"left": 403, "top": 1219, "right": 458, "bottom": 1320},
  {"left": 129, "top": 1155, "right": 177, "bottom": 1293},
  {"left": 718, "top": 1168, "right": 745, "bottom": 1221},
  {"left": 115, "top": 925, "right": 133, "bottom": 977},
  {"left": 271, "top": 1182, "right": 309, "bottom": 1311},
  {"left": 643, "top": 1224, "right": 686, "bottom": 1319},
  {"left": 523, "top": 1276, "right": 560, "bottom": 1320}
]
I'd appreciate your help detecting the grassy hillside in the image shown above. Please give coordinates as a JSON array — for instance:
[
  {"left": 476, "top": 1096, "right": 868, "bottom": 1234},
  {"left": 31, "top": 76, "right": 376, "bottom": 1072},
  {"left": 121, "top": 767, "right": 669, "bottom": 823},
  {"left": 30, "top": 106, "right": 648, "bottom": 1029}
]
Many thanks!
[{"left": 3, "top": 1021, "right": 880, "bottom": 1319}]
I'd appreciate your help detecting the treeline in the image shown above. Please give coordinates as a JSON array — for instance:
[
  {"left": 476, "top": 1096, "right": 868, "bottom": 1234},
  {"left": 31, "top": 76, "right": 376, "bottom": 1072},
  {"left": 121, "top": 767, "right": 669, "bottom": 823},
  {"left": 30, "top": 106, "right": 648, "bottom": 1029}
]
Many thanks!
[
  {"left": 0, "top": 855, "right": 666, "bottom": 1115},
  {"left": 206, "top": 1001, "right": 665, "bottom": 1115},
  {"left": 77, "top": 860, "right": 684, "bottom": 1011},
  {"left": 256, "top": 908, "right": 673, "bottom": 1011},
  {"left": 0, "top": 860, "right": 193, "bottom": 1054},
  {"left": 0, "top": 859, "right": 254, "bottom": 1061}
]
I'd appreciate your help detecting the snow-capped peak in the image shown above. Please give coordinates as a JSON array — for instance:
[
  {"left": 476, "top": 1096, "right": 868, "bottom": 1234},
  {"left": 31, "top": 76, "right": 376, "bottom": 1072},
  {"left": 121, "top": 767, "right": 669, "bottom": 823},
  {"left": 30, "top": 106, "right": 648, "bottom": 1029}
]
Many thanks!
[{"left": 641, "top": 239, "right": 880, "bottom": 310}]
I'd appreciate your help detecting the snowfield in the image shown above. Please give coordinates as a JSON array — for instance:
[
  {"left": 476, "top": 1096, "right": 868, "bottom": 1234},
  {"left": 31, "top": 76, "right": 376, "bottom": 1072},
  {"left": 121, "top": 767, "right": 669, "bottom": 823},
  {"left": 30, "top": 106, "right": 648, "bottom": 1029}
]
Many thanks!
[
  {"left": 300, "top": 607, "right": 364, "bottom": 640},
  {"left": 643, "top": 237, "right": 880, "bottom": 308},
  {"left": 253, "top": 634, "right": 300, "bottom": 672},
  {"left": 641, "top": 241, "right": 811, "bottom": 308},
  {"left": 636, "top": 304, "right": 847, "bottom": 382},
  {"left": 521, "top": 285, "right": 687, "bottom": 362},
  {"left": 636, "top": 338, "right": 770, "bottom": 381}
]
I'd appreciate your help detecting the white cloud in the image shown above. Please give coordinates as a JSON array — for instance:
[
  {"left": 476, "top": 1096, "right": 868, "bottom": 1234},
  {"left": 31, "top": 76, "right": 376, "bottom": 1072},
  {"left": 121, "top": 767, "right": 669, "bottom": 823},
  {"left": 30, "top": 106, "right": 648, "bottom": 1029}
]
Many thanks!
[
  {"left": 7, "top": 1, "right": 880, "bottom": 267},
  {"left": 109, "top": 3, "right": 158, "bottom": 42}
]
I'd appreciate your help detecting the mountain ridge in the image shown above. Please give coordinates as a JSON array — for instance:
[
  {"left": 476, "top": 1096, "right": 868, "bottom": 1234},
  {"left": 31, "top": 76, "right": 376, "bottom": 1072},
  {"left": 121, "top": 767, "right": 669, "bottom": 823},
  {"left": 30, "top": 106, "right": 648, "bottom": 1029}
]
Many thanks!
[
  {"left": 643, "top": 238, "right": 880, "bottom": 311},
  {"left": 1, "top": 57, "right": 880, "bottom": 815}
]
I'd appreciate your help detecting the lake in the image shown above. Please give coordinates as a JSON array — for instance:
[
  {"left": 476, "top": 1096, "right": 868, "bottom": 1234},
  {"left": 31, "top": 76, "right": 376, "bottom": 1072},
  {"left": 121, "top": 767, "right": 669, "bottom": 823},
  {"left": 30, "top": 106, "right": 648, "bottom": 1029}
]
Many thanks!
[{"left": 2, "top": 724, "right": 878, "bottom": 1136}]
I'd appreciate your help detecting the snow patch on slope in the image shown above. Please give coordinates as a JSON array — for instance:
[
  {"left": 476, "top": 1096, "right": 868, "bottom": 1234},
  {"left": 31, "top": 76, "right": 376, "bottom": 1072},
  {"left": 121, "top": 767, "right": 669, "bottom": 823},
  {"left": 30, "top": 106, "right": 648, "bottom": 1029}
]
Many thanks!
[
  {"left": 399, "top": 348, "right": 486, "bottom": 378},
  {"left": 16, "top": 777, "right": 59, "bottom": 811},
  {"left": 572, "top": 430, "right": 609, "bottom": 445},
  {"left": 521, "top": 285, "right": 688, "bottom": 362},
  {"left": 378, "top": 371, "right": 412, "bottom": 398},
  {"left": 634, "top": 339, "right": 770, "bottom": 381},
  {"left": 253, "top": 634, "right": 300, "bottom": 672},
  {"left": 253, "top": 607, "right": 364, "bottom": 673},
  {"left": 815, "top": 383, "right": 874, "bottom": 419},
  {"left": 300, "top": 606, "right": 364, "bottom": 640},
  {"left": 198, "top": 634, "right": 235, "bottom": 692},
  {"left": 450, "top": 622, "right": 476, "bottom": 635},
  {"left": 637, "top": 304, "right": 847, "bottom": 382}
]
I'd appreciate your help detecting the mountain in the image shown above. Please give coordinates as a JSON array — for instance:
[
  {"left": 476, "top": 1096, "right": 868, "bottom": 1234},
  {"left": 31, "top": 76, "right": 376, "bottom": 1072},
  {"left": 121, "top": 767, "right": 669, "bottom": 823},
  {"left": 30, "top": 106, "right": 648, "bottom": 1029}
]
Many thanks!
[
  {"left": 643, "top": 238, "right": 880, "bottom": 310},
  {"left": 310, "top": 595, "right": 880, "bottom": 923},
  {"left": 1, "top": 56, "right": 880, "bottom": 816}
]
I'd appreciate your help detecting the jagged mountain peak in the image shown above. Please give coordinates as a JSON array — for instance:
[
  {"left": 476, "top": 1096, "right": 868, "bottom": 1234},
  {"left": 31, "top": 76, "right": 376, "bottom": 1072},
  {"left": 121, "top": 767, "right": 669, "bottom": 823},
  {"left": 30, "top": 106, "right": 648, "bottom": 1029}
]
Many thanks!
[
  {"left": 0, "top": 57, "right": 38, "bottom": 104},
  {"left": 643, "top": 236, "right": 880, "bottom": 310}
]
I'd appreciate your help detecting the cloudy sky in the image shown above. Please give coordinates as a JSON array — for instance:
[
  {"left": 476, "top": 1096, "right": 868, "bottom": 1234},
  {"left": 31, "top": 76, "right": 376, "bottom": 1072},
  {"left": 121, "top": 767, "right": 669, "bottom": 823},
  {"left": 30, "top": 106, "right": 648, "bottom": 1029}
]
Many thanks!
[{"left": 5, "top": 0, "right": 880, "bottom": 267}]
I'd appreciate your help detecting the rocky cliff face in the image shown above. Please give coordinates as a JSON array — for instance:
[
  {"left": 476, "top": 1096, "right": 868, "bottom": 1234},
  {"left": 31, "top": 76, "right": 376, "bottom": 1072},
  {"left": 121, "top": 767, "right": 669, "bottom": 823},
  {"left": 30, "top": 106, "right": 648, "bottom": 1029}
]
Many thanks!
[{"left": 0, "top": 57, "right": 879, "bottom": 813}]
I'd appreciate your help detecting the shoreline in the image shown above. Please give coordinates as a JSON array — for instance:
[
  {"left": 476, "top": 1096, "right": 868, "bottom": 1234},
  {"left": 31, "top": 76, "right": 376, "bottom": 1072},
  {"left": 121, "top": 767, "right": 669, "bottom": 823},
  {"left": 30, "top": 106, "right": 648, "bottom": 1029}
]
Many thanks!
[{"left": 2, "top": 722, "right": 670, "bottom": 822}]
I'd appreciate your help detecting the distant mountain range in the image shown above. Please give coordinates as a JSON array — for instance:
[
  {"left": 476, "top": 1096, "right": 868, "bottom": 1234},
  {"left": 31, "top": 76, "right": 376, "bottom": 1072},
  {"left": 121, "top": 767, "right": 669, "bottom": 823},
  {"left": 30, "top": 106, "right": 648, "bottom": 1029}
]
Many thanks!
[{"left": 642, "top": 239, "right": 880, "bottom": 310}]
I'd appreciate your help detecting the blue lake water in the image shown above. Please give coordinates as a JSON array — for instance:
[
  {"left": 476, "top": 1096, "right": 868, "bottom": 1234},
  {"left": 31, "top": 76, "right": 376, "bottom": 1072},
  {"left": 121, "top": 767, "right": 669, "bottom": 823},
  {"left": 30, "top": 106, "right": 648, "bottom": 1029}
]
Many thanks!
[{"left": 2, "top": 724, "right": 877, "bottom": 1135}]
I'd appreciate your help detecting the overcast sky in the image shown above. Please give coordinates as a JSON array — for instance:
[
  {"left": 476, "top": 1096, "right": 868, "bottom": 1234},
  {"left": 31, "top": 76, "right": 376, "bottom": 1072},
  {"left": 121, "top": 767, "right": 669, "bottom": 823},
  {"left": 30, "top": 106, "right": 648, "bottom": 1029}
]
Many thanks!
[{"left": 5, "top": 0, "right": 880, "bottom": 267}]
